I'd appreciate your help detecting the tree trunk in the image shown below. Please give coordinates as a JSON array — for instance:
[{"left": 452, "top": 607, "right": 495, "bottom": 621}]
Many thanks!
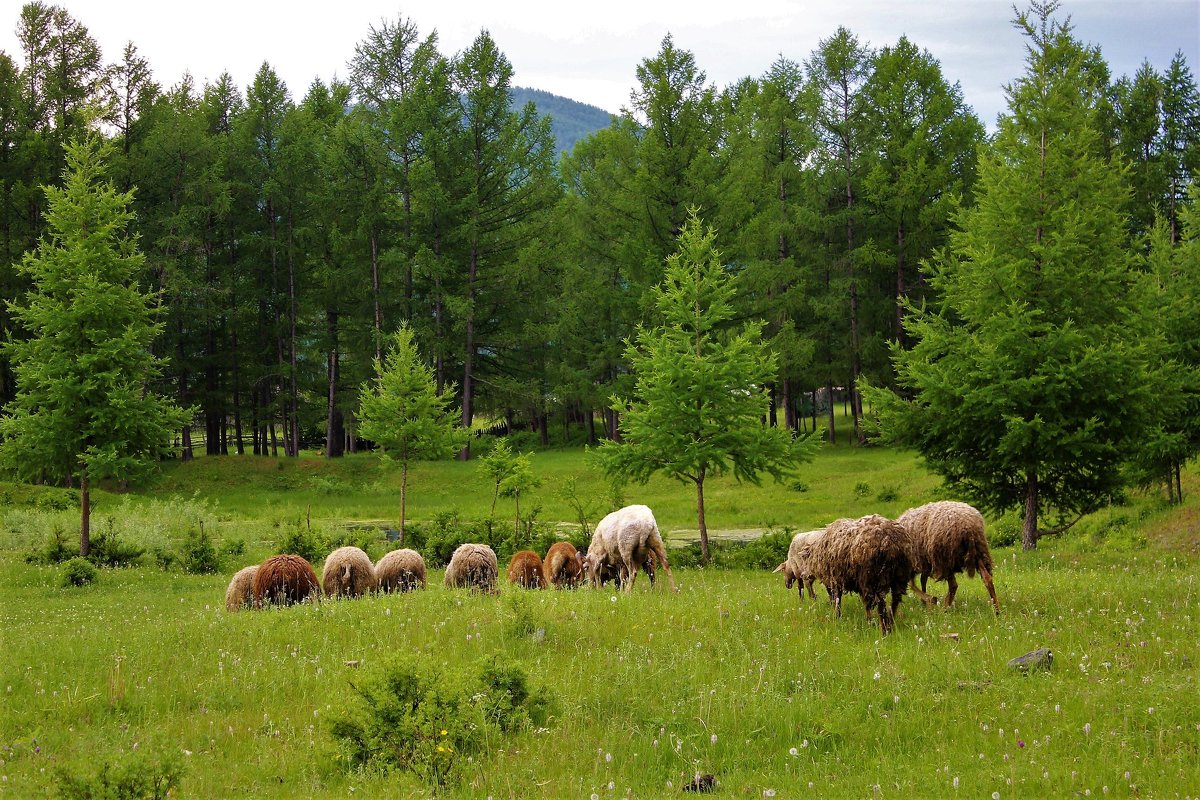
[
  {"left": 1022, "top": 472, "right": 1039, "bottom": 550},
  {"left": 895, "top": 220, "right": 907, "bottom": 347},
  {"left": 696, "top": 471, "right": 710, "bottom": 565},
  {"left": 287, "top": 210, "right": 299, "bottom": 458},
  {"left": 826, "top": 382, "right": 836, "bottom": 445},
  {"left": 325, "top": 311, "right": 344, "bottom": 458},
  {"left": 399, "top": 461, "right": 408, "bottom": 547},
  {"left": 79, "top": 472, "right": 91, "bottom": 557},
  {"left": 586, "top": 407, "right": 597, "bottom": 446},
  {"left": 231, "top": 329, "right": 244, "bottom": 455},
  {"left": 459, "top": 240, "right": 479, "bottom": 461},
  {"left": 370, "top": 228, "right": 382, "bottom": 364},
  {"left": 783, "top": 379, "right": 796, "bottom": 432}
]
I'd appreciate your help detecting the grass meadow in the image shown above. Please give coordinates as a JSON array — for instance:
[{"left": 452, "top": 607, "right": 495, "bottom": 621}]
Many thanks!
[{"left": 2, "top": 433, "right": 1199, "bottom": 797}]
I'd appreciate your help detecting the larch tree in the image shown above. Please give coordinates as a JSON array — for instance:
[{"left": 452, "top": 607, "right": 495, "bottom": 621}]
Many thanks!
[
  {"left": 597, "top": 212, "right": 817, "bottom": 563},
  {"left": 868, "top": 2, "right": 1160, "bottom": 550},
  {"left": 0, "top": 134, "right": 188, "bottom": 556},
  {"left": 357, "top": 323, "right": 465, "bottom": 544}
]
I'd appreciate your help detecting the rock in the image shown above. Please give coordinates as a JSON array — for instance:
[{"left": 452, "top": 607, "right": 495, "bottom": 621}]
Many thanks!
[
  {"left": 532, "top": 627, "right": 546, "bottom": 643},
  {"left": 683, "top": 773, "right": 715, "bottom": 793},
  {"left": 1007, "top": 647, "right": 1053, "bottom": 673}
]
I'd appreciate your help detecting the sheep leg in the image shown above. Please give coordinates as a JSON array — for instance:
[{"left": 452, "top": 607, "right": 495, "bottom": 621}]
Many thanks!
[
  {"left": 648, "top": 539, "right": 679, "bottom": 593},
  {"left": 979, "top": 565, "right": 1000, "bottom": 615},
  {"left": 879, "top": 601, "right": 894, "bottom": 636},
  {"left": 804, "top": 576, "right": 815, "bottom": 600},
  {"left": 891, "top": 587, "right": 904, "bottom": 617},
  {"left": 944, "top": 574, "right": 959, "bottom": 608},
  {"left": 832, "top": 591, "right": 842, "bottom": 618},
  {"left": 623, "top": 560, "right": 638, "bottom": 593},
  {"left": 910, "top": 573, "right": 938, "bottom": 607}
]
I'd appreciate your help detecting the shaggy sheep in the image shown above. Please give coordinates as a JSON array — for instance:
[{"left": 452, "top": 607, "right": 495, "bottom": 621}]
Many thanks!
[
  {"left": 321, "top": 546, "right": 377, "bottom": 599},
  {"left": 507, "top": 550, "right": 548, "bottom": 589},
  {"left": 375, "top": 548, "right": 427, "bottom": 592},
  {"left": 585, "top": 504, "right": 677, "bottom": 593},
  {"left": 587, "top": 553, "right": 657, "bottom": 589},
  {"left": 897, "top": 500, "right": 999, "bottom": 613},
  {"left": 252, "top": 554, "right": 321, "bottom": 607},
  {"left": 772, "top": 529, "right": 824, "bottom": 600},
  {"left": 807, "top": 515, "right": 914, "bottom": 635},
  {"left": 543, "top": 541, "right": 585, "bottom": 588},
  {"left": 224, "top": 565, "right": 258, "bottom": 612},
  {"left": 444, "top": 543, "right": 499, "bottom": 593}
]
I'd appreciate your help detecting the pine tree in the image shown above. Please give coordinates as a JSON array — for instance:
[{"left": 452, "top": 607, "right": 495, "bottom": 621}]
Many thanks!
[
  {"left": 597, "top": 212, "right": 817, "bottom": 563},
  {"left": 870, "top": 2, "right": 1159, "bottom": 550},
  {"left": 357, "top": 323, "right": 465, "bottom": 544},
  {"left": 0, "top": 134, "right": 188, "bottom": 555}
]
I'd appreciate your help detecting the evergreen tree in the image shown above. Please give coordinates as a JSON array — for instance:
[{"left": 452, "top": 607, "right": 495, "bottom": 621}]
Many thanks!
[
  {"left": 869, "top": 2, "right": 1159, "bottom": 550},
  {"left": 357, "top": 323, "right": 465, "bottom": 544},
  {"left": 0, "top": 135, "right": 188, "bottom": 555},
  {"left": 597, "top": 213, "right": 817, "bottom": 563}
]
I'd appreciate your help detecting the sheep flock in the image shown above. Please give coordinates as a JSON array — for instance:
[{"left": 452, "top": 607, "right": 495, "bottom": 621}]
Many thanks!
[{"left": 223, "top": 500, "right": 997, "bottom": 635}]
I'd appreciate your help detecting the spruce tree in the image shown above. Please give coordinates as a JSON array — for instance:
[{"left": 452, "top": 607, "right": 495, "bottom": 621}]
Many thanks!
[
  {"left": 870, "top": 2, "right": 1159, "bottom": 549},
  {"left": 0, "top": 134, "right": 188, "bottom": 556},
  {"left": 597, "top": 212, "right": 817, "bottom": 563}
]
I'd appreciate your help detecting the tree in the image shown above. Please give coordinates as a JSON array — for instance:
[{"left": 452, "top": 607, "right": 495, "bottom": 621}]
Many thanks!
[
  {"left": 868, "top": 2, "right": 1159, "bottom": 550},
  {"left": 0, "top": 134, "right": 188, "bottom": 556},
  {"left": 596, "top": 213, "right": 817, "bottom": 563},
  {"left": 357, "top": 324, "right": 465, "bottom": 544}
]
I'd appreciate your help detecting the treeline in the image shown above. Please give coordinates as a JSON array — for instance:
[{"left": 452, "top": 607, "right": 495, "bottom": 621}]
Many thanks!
[{"left": 1, "top": 3, "right": 1197, "bottom": 460}]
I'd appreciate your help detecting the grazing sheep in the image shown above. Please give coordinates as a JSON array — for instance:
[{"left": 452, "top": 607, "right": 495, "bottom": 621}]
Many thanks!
[
  {"left": 321, "top": 546, "right": 377, "bottom": 599},
  {"left": 898, "top": 501, "right": 999, "bottom": 613},
  {"left": 444, "top": 543, "right": 499, "bottom": 593},
  {"left": 772, "top": 529, "right": 824, "bottom": 600},
  {"left": 543, "top": 541, "right": 585, "bottom": 588},
  {"left": 224, "top": 565, "right": 258, "bottom": 612},
  {"left": 375, "top": 548, "right": 427, "bottom": 592},
  {"left": 252, "top": 554, "right": 321, "bottom": 608},
  {"left": 808, "top": 515, "right": 914, "bottom": 635},
  {"left": 585, "top": 504, "right": 677, "bottom": 593},
  {"left": 587, "top": 552, "right": 657, "bottom": 589},
  {"left": 507, "top": 549, "right": 548, "bottom": 589}
]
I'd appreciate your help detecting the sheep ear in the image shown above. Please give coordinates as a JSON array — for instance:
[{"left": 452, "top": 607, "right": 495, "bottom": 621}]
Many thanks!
[{"left": 772, "top": 562, "right": 786, "bottom": 573}]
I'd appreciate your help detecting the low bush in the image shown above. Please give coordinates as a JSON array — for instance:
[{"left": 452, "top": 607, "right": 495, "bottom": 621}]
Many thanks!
[
  {"left": 179, "top": 525, "right": 220, "bottom": 574},
  {"left": 276, "top": 520, "right": 325, "bottom": 563},
  {"left": 61, "top": 557, "right": 98, "bottom": 587},
  {"left": 24, "top": 525, "right": 74, "bottom": 565},
  {"left": 87, "top": 520, "right": 144, "bottom": 567},
  {"left": 56, "top": 751, "right": 181, "bottom": 799}
]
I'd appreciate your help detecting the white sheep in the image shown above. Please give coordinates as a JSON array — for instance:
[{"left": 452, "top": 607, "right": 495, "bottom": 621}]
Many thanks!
[
  {"left": 772, "top": 529, "right": 824, "bottom": 600},
  {"left": 584, "top": 504, "right": 677, "bottom": 593},
  {"left": 443, "top": 543, "right": 499, "bottom": 592},
  {"left": 224, "top": 565, "right": 258, "bottom": 612},
  {"left": 321, "top": 546, "right": 377, "bottom": 598},
  {"left": 375, "top": 548, "right": 427, "bottom": 592}
]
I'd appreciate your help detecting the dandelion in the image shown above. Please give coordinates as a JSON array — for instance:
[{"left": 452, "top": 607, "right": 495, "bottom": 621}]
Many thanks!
[
  {"left": 789, "top": 747, "right": 799, "bottom": 756},
  {"left": 711, "top": 734, "right": 718, "bottom": 744},
  {"left": 611, "top": 596, "right": 617, "bottom": 603},
  {"left": 591, "top": 794, "right": 599, "bottom": 800},
  {"left": 993, "top": 793, "right": 1000, "bottom": 799},
  {"left": 953, "top": 776, "right": 959, "bottom": 789},
  {"left": 764, "top": 790, "right": 777, "bottom": 798},
  {"left": 1084, "top": 723, "right": 1091, "bottom": 736},
  {"left": 1147, "top": 707, "right": 1154, "bottom": 715},
  {"left": 605, "top": 752, "right": 612, "bottom": 763},
  {"left": 873, "top": 672, "right": 881, "bottom": 680}
]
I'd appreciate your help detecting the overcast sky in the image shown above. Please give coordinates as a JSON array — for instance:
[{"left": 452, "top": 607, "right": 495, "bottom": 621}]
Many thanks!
[{"left": 2, "top": 0, "right": 1197, "bottom": 128}]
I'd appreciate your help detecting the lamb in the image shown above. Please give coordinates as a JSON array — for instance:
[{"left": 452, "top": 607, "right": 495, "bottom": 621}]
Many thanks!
[
  {"left": 224, "top": 565, "right": 258, "bottom": 612},
  {"left": 375, "top": 548, "right": 427, "bottom": 592},
  {"left": 252, "top": 554, "right": 321, "bottom": 607},
  {"left": 443, "top": 543, "right": 499, "bottom": 593},
  {"left": 897, "top": 500, "right": 1000, "bottom": 613},
  {"left": 507, "top": 549, "right": 548, "bottom": 589},
  {"left": 543, "top": 541, "right": 585, "bottom": 588},
  {"left": 807, "top": 515, "right": 914, "bottom": 635},
  {"left": 589, "top": 553, "right": 657, "bottom": 589},
  {"left": 321, "top": 546, "right": 377, "bottom": 599},
  {"left": 771, "top": 529, "right": 824, "bottom": 600},
  {"left": 585, "top": 504, "right": 677, "bottom": 593}
]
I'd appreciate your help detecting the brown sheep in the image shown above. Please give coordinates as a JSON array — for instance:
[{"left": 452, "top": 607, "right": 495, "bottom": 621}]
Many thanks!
[
  {"left": 543, "top": 541, "right": 584, "bottom": 588},
  {"left": 808, "top": 515, "right": 914, "bottom": 635},
  {"left": 444, "top": 543, "right": 499, "bottom": 593},
  {"left": 507, "top": 550, "right": 548, "bottom": 589},
  {"left": 898, "top": 501, "right": 999, "bottom": 614},
  {"left": 375, "top": 548, "right": 427, "bottom": 592},
  {"left": 252, "top": 554, "right": 320, "bottom": 608},
  {"left": 224, "top": 565, "right": 258, "bottom": 612},
  {"left": 321, "top": 546, "right": 377, "bottom": 598}
]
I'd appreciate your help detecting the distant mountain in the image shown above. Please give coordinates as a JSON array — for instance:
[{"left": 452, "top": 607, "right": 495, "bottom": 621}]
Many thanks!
[{"left": 510, "top": 87, "right": 615, "bottom": 156}]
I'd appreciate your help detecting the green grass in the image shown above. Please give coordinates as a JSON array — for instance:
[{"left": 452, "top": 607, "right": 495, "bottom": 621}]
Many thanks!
[
  {"left": 2, "top": 438, "right": 1198, "bottom": 797},
  {"left": 1, "top": 549, "right": 1197, "bottom": 797}
]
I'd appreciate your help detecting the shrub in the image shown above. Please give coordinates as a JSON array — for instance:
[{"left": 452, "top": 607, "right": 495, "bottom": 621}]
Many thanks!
[
  {"left": 719, "top": 528, "right": 793, "bottom": 570},
  {"left": 276, "top": 520, "right": 324, "bottom": 563},
  {"left": 24, "top": 525, "right": 74, "bottom": 565},
  {"left": 179, "top": 525, "right": 220, "bottom": 574},
  {"left": 56, "top": 752, "right": 181, "bottom": 799},
  {"left": 853, "top": 482, "right": 872, "bottom": 499},
  {"left": 219, "top": 537, "right": 245, "bottom": 558},
  {"left": 88, "top": 519, "right": 144, "bottom": 567},
  {"left": 61, "top": 557, "right": 98, "bottom": 588},
  {"left": 876, "top": 485, "right": 899, "bottom": 503},
  {"left": 476, "top": 656, "right": 552, "bottom": 733},
  {"left": 324, "top": 527, "right": 378, "bottom": 558},
  {"left": 150, "top": 547, "right": 177, "bottom": 571}
]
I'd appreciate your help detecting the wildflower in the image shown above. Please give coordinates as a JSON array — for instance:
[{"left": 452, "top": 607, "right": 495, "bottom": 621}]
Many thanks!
[
  {"left": 437, "top": 746, "right": 445, "bottom": 753},
  {"left": 993, "top": 793, "right": 1000, "bottom": 799},
  {"left": 1017, "top": 739, "right": 1025, "bottom": 748},
  {"left": 605, "top": 752, "right": 612, "bottom": 763},
  {"left": 441, "top": 729, "right": 448, "bottom": 736},
  {"left": 608, "top": 782, "right": 615, "bottom": 790},
  {"left": 764, "top": 790, "right": 777, "bottom": 798},
  {"left": 1084, "top": 723, "right": 1092, "bottom": 736},
  {"left": 711, "top": 734, "right": 718, "bottom": 744},
  {"left": 873, "top": 672, "right": 881, "bottom": 680},
  {"left": 789, "top": 747, "right": 799, "bottom": 756},
  {"left": 953, "top": 776, "right": 959, "bottom": 789}
]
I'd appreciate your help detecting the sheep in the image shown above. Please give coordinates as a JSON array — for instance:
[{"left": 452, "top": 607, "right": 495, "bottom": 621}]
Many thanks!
[
  {"left": 252, "top": 554, "right": 321, "bottom": 608},
  {"left": 771, "top": 529, "right": 824, "bottom": 600},
  {"left": 897, "top": 500, "right": 1000, "bottom": 614},
  {"left": 375, "top": 548, "right": 427, "bottom": 593},
  {"left": 321, "top": 546, "right": 377, "bottom": 599},
  {"left": 507, "top": 549, "right": 548, "bottom": 589},
  {"left": 443, "top": 543, "right": 499, "bottom": 593},
  {"left": 224, "top": 565, "right": 258, "bottom": 612},
  {"left": 807, "top": 515, "right": 914, "bottom": 635},
  {"left": 585, "top": 504, "right": 677, "bottom": 593},
  {"left": 588, "top": 552, "right": 657, "bottom": 589},
  {"left": 543, "top": 541, "right": 585, "bottom": 588}
]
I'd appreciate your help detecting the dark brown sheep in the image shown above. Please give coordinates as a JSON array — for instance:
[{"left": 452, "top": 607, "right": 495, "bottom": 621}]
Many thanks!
[
  {"left": 808, "top": 515, "right": 914, "bottom": 635},
  {"left": 375, "top": 548, "right": 427, "bottom": 592},
  {"left": 321, "top": 546, "right": 377, "bottom": 598},
  {"left": 252, "top": 554, "right": 320, "bottom": 608},
  {"left": 507, "top": 549, "right": 548, "bottom": 589},
  {"left": 898, "top": 501, "right": 999, "bottom": 613},
  {"left": 543, "top": 542, "right": 584, "bottom": 588}
]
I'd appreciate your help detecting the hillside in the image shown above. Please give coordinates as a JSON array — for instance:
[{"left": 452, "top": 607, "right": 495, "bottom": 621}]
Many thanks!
[{"left": 511, "top": 86, "right": 615, "bottom": 155}]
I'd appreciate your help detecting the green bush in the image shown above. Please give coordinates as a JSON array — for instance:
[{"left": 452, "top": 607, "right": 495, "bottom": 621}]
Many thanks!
[
  {"left": 88, "top": 520, "right": 144, "bottom": 567},
  {"left": 24, "top": 525, "right": 74, "bottom": 565},
  {"left": 476, "top": 656, "right": 552, "bottom": 732},
  {"left": 876, "top": 485, "right": 899, "bottom": 503},
  {"left": 276, "top": 520, "right": 324, "bottom": 563},
  {"left": 219, "top": 537, "right": 245, "bottom": 558},
  {"left": 61, "top": 557, "right": 98, "bottom": 588},
  {"left": 56, "top": 752, "right": 181, "bottom": 799},
  {"left": 853, "top": 481, "right": 872, "bottom": 499},
  {"left": 179, "top": 525, "right": 220, "bottom": 574}
]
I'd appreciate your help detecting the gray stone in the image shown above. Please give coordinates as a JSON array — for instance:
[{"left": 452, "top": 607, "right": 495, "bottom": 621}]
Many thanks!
[{"left": 1007, "top": 647, "right": 1053, "bottom": 673}]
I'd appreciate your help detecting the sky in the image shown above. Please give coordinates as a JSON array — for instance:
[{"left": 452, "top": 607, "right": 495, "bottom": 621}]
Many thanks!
[{"left": 1, "top": 0, "right": 1197, "bottom": 129}]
